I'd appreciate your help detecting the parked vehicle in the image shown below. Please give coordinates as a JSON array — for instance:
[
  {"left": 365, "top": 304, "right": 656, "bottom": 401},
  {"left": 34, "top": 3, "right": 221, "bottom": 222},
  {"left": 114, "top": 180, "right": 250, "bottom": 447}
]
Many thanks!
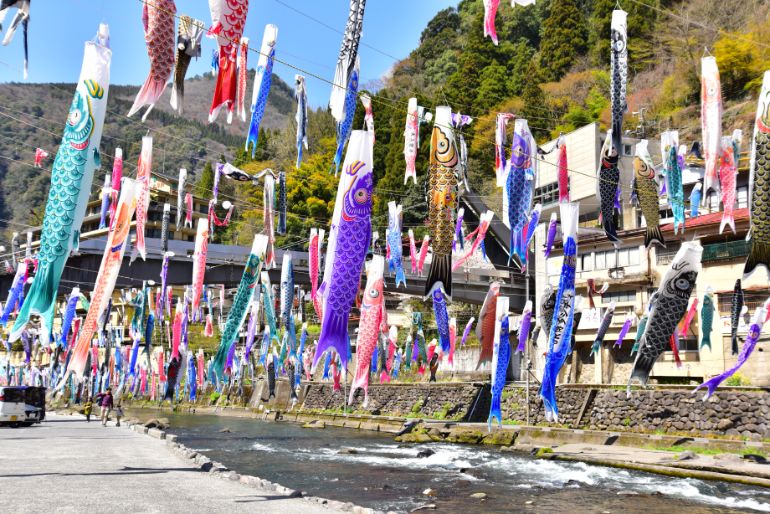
[{"left": 0, "top": 386, "right": 46, "bottom": 427}]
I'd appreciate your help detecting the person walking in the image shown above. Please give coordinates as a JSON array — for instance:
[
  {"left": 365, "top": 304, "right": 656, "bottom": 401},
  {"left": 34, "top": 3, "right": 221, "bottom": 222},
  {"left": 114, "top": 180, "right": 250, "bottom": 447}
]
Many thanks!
[
  {"left": 428, "top": 352, "right": 439, "bottom": 383},
  {"left": 100, "top": 388, "right": 114, "bottom": 426},
  {"left": 114, "top": 400, "right": 124, "bottom": 427},
  {"left": 83, "top": 397, "right": 93, "bottom": 422}
]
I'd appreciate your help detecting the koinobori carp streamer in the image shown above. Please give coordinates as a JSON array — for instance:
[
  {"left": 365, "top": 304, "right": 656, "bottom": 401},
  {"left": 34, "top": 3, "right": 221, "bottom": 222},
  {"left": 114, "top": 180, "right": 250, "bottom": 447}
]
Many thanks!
[{"left": 11, "top": 24, "right": 111, "bottom": 344}]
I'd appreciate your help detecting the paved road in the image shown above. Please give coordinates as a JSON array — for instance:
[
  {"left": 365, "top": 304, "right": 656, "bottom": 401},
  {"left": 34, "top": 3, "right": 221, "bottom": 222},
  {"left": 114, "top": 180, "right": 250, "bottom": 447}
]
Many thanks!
[{"left": 0, "top": 413, "right": 342, "bottom": 513}]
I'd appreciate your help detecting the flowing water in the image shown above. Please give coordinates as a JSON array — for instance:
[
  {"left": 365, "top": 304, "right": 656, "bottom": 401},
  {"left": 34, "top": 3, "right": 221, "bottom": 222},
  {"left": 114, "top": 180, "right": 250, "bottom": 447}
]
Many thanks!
[{"left": 129, "top": 410, "right": 770, "bottom": 513}]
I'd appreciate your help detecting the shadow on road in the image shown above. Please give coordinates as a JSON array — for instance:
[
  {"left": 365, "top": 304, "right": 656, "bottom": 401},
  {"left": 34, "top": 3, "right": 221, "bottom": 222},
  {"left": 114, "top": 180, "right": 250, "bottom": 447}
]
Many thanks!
[{"left": 0, "top": 466, "right": 203, "bottom": 478}]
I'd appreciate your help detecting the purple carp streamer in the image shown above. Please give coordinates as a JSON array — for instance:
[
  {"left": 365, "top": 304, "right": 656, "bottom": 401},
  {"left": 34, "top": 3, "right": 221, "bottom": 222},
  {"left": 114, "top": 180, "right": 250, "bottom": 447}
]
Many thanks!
[
  {"left": 314, "top": 131, "right": 373, "bottom": 370},
  {"left": 695, "top": 304, "right": 767, "bottom": 400}
]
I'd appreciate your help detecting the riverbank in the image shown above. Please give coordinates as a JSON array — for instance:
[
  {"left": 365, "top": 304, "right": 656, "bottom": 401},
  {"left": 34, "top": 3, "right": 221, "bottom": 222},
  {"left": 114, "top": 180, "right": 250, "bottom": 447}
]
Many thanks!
[
  {"left": 113, "top": 400, "right": 770, "bottom": 490},
  {"left": 112, "top": 409, "right": 770, "bottom": 513},
  {"left": 0, "top": 413, "right": 354, "bottom": 514}
]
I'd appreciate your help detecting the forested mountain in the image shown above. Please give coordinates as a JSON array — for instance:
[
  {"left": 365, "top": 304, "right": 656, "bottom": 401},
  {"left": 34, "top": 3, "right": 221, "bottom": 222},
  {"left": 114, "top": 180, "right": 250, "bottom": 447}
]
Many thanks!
[
  {"left": 0, "top": 73, "right": 294, "bottom": 234},
  {"left": 225, "top": 0, "right": 770, "bottom": 251},
  {"left": 2, "top": 0, "right": 768, "bottom": 249}
]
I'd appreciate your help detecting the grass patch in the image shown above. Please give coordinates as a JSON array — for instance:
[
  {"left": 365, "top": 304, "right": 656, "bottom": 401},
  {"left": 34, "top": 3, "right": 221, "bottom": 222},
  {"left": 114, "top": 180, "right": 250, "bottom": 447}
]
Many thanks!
[
  {"left": 646, "top": 445, "right": 767, "bottom": 458},
  {"left": 535, "top": 447, "right": 553, "bottom": 457}
]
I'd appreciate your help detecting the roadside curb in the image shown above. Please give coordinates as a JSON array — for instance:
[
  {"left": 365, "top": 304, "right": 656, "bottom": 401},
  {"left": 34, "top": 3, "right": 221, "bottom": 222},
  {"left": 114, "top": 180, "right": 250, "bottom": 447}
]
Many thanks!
[{"left": 122, "top": 421, "right": 383, "bottom": 514}]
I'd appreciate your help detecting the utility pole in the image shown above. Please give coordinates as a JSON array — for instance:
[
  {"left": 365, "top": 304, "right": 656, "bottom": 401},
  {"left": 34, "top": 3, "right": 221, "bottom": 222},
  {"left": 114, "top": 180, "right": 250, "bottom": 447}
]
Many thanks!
[{"left": 525, "top": 251, "right": 530, "bottom": 426}]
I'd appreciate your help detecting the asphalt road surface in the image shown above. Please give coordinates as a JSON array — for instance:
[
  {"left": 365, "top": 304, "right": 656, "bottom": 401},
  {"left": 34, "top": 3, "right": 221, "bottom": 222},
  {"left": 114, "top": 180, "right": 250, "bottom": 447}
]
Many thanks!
[{"left": 0, "top": 413, "right": 344, "bottom": 513}]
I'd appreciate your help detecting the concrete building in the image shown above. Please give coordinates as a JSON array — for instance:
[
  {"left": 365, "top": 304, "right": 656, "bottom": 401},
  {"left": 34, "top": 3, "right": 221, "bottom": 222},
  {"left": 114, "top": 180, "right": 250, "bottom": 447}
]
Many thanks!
[{"left": 531, "top": 123, "right": 770, "bottom": 386}]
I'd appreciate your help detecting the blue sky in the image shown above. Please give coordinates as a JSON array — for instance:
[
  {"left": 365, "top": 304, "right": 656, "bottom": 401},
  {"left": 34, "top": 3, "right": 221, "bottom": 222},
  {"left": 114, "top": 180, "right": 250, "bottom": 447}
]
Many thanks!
[{"left": 0, "top": 0, "right": 456, "bottom": 107}]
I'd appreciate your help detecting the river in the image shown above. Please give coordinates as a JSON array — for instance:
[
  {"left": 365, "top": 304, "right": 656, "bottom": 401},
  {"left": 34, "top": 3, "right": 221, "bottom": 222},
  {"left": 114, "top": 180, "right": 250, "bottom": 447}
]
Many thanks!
[{"left": 129, "top": 410, "right": 770, "bottom": 513}]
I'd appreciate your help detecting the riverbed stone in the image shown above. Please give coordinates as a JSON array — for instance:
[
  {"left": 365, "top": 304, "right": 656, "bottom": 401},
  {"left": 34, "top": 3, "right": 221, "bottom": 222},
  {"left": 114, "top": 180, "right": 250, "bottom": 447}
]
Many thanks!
[{"left": 481, "top": 430, "right": 517, "bottom": 446}]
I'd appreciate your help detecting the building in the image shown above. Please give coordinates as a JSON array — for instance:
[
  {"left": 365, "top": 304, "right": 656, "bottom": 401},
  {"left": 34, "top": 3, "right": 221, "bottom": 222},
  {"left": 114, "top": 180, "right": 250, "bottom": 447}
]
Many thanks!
[{"left": 531, "top": 123, "right": 770, "bottom": 386}]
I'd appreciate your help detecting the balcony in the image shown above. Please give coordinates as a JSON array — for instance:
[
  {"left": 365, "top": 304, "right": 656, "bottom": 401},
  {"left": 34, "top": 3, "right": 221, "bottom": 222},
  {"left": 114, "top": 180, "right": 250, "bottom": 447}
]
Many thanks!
[{"left": 702, "top": 240, "right": 750, "bottom": 263}]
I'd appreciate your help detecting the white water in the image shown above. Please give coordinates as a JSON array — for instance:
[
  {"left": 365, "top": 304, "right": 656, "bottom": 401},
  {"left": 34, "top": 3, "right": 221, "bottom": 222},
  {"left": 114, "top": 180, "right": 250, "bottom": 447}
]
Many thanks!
[{"left": 245, "top": 440, "right": 770, "bottom": 512}]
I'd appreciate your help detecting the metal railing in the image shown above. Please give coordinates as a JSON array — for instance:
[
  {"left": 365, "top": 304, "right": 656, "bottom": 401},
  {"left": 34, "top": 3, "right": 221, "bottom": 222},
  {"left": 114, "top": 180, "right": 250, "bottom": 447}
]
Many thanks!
[{"left": 702, "top": 240, "right": 750, "bottom": 263}]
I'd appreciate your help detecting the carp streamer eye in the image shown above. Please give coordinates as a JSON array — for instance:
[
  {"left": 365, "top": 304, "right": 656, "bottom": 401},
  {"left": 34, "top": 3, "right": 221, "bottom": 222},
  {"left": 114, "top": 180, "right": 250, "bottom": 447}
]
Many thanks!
[
  {"left": 354, "top": 188, "right": 368, "bottom": 204},
  {"left": 69, "top": 109, "right": 82, "bottom": 125},
  {"left": 369, "top": 288, "right": 379, "bottom": 298},
  {"left": 675, "top": 277, "right": 691, "bottom": 290}
]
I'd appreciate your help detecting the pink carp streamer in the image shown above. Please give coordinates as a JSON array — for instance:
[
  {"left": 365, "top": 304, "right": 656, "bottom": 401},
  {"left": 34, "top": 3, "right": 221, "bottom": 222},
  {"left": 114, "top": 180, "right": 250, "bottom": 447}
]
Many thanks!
[
  {"left": 135, "top": 136, "right": 152, "bottom": 261},
  {"left": 403, "top": 98, "right": 419, "bottom": 184},
  {"left": 408, "top": 229, "right": 418, "bottom": 274},
  {"left": 453, "top": 210, "right": 493, "bottom": 271},
  {"left": 127, "top": 0, "right": 176, "bottom": 121},
  {"left": 191, "top": 218, "right": 209, "bottom": 316},
  {"left": 236, "top": 37, "right": 249, "bottom": 122},
  {"left": 448, "top": 317, "right": 457, "bottom": 366},
  {"left": 33, "top": 148, "right": 48, "bottom": 168},
  {"left": 109, "top": 148, "right": 123, "bottom": 224},
  {"left": 417, "top": 235, "right": 430, "bottom": 276},
  {"left": 66, "top": 179, "right": 139, "bottom": 380},
  {"left": 557, "top": 135, "right": 569, "bottom": 202},
  {"left": 718, "top": 132, "right": 740, "bottom": 234},
  {"left": 207, "top": 0, "right": 249, "bottom": 123},
  {"left": 348, "top": 256, "right": 384, "bottom": 406},
  {"left": 680, "top": 298, "right": 699, "bottom": 338},
  {"left": 184, "top": 193, "right": 194, "bottom": 228},
  {"left": 700, "top": 56, "right": 723, "bottom": 202},
  {"left": 482, "top": 0, "right": 500, "bottom": 45}
]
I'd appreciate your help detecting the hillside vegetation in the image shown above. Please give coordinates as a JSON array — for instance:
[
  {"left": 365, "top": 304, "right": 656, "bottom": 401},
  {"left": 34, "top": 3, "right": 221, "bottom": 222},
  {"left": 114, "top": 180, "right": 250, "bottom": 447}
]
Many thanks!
[
  {"left": 0, "top": 73, "right": 293, "bottom": 234},
  {"left": 2, "top": 0, "right": 769, "bottom": 249}
]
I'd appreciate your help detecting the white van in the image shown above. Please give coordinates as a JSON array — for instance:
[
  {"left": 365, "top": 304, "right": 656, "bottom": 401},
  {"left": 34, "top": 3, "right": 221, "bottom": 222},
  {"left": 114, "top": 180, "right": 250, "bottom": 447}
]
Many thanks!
[{"left": 0, "top": 386, "right": 46, "bottom": 427}]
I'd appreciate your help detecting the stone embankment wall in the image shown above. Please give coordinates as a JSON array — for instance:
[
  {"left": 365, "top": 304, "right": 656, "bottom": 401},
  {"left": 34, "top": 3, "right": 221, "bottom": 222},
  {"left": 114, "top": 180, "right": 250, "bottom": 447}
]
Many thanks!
[
  {"left": 300, "top": 382, "right": 488, "bottom": 420},
  {"left": 498, "top": 386, "right": 770, "bottom": 439},
  {"left": 298, "top": 381, "right": 770, "bottom": 439}
]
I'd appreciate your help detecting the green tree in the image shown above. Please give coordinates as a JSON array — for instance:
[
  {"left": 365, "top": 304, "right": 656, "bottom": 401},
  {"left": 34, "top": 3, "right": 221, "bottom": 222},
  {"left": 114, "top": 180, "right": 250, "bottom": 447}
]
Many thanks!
[
  {"left": 476, "top": 64, "right": 511, "bottom": 111},
  {"left": 195, "top": 161, "right": 214, "bottom": 198},
  {"left": 537, "top": 0, "right": 587, "bottom": 82}
]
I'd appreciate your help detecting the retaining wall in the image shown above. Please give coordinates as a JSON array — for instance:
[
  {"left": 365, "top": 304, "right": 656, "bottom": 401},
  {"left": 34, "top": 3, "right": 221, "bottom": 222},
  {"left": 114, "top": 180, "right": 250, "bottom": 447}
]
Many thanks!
[
  {"left": 300, "top": 382, "right": 488, "bottom": 420},
  {"left": 298, "top": 381, "right": 770, "bottom": 439}
]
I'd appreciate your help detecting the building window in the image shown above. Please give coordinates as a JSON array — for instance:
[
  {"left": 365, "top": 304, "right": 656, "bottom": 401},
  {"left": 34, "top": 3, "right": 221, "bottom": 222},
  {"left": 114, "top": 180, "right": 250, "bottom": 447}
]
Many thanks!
[
  {"left": 595, "top": 251, "right": 606, "bottom": 270},
  {"left": 707, "top": 192, "right": 719, "bottom": 212},
  {"left": 623, "top": 144, "right": 633, "bottom": 156},
  {"left": 656, "top": 242, "right": 681, "bottom": 265},
  {"left": 671, "top": 337, "right": 699, "bottom": 352},
  {"left": 580, "top": 254, "right": 593, "bottom": 272},
  {"left": 534, "top": 181, "right": 559, "bottom": 206},
  {"left": 737, "top": 186, "right": 749, "bottom": 209},
  {"left": 629, "top": 247, "right": 640, "bottom": 265},
  {"left": 717, "top": 288, "right": 770, "bottom": 317},
  {"left": 602, "top": 290, "right": 636, "bottom": 303},
  {"left": 618, "top": 248, "right": 629, "bottom": 267}
]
